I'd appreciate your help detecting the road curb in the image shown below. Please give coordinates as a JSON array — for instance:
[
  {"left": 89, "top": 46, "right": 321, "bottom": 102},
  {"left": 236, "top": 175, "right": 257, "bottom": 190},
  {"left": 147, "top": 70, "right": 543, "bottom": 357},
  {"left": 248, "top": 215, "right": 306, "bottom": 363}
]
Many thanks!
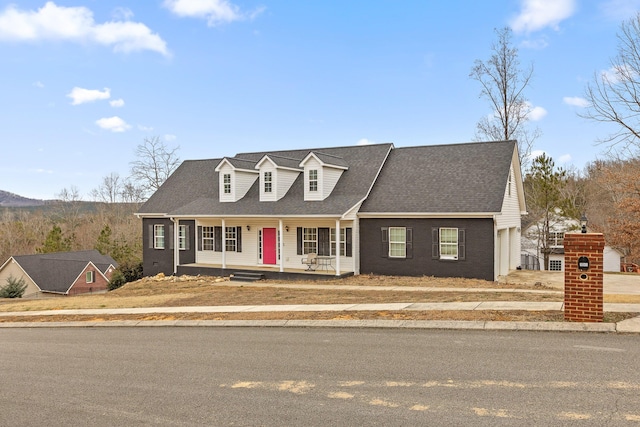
[{"left": 0, "top": 319, "right": 628, "bottom": 332}]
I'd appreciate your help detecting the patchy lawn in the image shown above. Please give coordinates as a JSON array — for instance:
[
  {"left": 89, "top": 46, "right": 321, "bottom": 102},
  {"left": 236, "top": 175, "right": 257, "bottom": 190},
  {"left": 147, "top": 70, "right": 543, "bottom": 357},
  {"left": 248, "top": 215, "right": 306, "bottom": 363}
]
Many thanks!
[{"left": 0, "top": 273, "right": 636, "bottom": 323}]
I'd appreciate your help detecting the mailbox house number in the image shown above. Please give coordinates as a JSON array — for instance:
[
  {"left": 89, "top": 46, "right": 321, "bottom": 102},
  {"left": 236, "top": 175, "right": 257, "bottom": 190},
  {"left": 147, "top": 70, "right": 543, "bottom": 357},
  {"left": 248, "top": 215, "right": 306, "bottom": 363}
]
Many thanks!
[{"left": 578, "top": 256, "right": 590, "bottom": 270}]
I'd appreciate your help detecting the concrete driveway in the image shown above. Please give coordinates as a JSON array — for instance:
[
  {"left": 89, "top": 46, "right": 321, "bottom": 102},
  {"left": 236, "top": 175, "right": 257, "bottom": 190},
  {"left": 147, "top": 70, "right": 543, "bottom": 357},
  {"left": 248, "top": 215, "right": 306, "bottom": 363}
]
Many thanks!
[{"left": 503, "top": 270, "right": 640, "bottom": 294}]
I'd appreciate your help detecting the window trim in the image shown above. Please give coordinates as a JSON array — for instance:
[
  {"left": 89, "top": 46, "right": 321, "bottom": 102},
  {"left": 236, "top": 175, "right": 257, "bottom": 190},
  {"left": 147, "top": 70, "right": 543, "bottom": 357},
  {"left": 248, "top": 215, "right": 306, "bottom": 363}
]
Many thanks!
[
  {"left": 439, "top": 227, "right": 459, "bottom": 260},
  {"left": 225, "top": 226, "right": 237, "bottom": 252},
  {"left": 201, "top": 226, "right": 215, "bottom": 251},
  {"left": 223, "top": 173, "right": 231, "bottom": 194},
  {"left": 302, "top": 227, "right": 317, "bottom": 255},
  {"left": 153, "top": 224, "right": 165, "bottom": 249},
  {"left": 264, "top": 171, "right": 272, "bottom": 193},
  {"left": 178, "top": 224, "right": 187, "bottom": 250},
  {"left": 388, "top": 227, "right": 407, "bottom": 258},
  {"left": 331, "top": 228, "right": 346, "bottom": 257},
  {"left": 309, "top": 169, "right": 318, "bottom": 192},
  {"left": 86, "top": 271, "right": 94, "bottom": 283}
]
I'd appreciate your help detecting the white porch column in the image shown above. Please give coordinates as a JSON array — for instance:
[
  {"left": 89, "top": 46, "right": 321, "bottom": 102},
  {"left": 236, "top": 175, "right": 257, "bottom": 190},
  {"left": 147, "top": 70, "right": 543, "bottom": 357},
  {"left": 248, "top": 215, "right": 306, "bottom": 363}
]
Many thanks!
[
  {"left": 335, "top": 219, "right": 341, "bottom": 276},
  {"left": 221, "top": 218, "right": 226, "bottom": 269},
  {"left": 278, "top": 219, "right": 284, "bottom": 273},
  {"left": 353, "top": 218, "right": 360, "bottom": 275}
]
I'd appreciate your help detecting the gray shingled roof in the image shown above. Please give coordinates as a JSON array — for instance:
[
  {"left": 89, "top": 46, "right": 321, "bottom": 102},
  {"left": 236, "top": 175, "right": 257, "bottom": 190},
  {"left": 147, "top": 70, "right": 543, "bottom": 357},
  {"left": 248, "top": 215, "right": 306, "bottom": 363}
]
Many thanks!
[
  {"left": 309, "top": 152, "right": 349, "bottom": 168},
  {"left": 138, "top": 144, "right": 394, "bottom": 217},
  {"left": 359, "top": 141, "right": 516, "bottom": 213},
  {"left": 12, "top": 250, "right": 117, "bottom": 293},
  {"left": 261, "top": 154, "right": 303, "bottom": 170},
  {"left": 223, "top": 157, "right": 258, "bottom": 170}
]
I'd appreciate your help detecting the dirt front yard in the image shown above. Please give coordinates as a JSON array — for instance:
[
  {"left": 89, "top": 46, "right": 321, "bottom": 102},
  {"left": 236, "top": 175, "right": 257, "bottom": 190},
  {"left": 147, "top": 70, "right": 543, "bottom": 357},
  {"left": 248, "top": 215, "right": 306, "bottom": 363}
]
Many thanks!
[{"left": 0, "top": 272, "right": 637, "bottom": 323}]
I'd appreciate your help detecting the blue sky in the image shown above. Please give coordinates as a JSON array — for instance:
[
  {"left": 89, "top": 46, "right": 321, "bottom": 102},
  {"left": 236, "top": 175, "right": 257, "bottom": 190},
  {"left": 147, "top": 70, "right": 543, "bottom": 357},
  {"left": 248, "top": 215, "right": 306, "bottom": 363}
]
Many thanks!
[{"left": 0, "top": 0, "right": 638, "bottom": 200}]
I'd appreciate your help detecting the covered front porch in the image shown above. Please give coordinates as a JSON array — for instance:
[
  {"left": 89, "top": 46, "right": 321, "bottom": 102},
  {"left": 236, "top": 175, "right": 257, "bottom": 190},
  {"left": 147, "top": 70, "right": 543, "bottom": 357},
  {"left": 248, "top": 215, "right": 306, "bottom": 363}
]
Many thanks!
[
  {"left": 178, "top": 263, "right": 354, "bottom": 281},
  {"left": 179, "top": 217, "right": 358, "bottom": 278}
]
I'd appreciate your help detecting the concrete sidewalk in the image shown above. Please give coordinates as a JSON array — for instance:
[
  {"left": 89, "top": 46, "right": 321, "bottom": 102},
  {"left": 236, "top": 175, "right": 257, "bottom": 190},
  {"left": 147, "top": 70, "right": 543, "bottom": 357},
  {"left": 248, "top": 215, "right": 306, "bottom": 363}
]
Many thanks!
[{"left": 1, "top": 301, "right": 639, "bottom": 333}]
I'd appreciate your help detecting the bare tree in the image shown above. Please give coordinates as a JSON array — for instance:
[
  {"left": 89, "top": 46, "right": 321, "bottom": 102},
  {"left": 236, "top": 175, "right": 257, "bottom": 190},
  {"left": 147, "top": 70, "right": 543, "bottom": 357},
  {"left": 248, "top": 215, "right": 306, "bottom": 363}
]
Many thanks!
[
  {"left": 129, "top": 136, "right": 180, "bottom": 198},
  {"left": 582, "top": 13, "right": 640, "bottom": 157},
  {"left": 90, "top": 173, "right": 122, "bottom": 203},
  {"left": 470, "top": 27, "right": 540, "bottom": 169}
]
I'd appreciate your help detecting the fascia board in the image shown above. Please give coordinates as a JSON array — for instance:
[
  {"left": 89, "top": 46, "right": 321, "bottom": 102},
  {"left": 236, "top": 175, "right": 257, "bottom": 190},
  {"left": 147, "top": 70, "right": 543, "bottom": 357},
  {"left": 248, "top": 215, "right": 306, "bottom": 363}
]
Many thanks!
[{"left": 357, "top": 212, "right": 496, "bottom": 219}]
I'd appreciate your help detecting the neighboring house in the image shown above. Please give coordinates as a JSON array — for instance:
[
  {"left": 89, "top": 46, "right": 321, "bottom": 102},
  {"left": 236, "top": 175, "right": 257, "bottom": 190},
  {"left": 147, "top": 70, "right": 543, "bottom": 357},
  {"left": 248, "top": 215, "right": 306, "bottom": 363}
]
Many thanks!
[
  {"left": 136, "top": 141, "right": 526, "bottom": 282},
  {"left": 0, "top": 250, "right": 117, "bottom": 297},
  {"left": 521, "top": 217, "right": 623, "bottom": 272}
]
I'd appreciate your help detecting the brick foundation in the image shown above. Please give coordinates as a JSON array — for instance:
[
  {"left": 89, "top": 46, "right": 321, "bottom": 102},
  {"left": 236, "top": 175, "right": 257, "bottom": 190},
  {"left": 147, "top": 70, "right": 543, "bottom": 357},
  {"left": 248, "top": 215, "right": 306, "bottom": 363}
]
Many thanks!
[{"left": 564, "top": 233, "right": 605, "bottom": 322}]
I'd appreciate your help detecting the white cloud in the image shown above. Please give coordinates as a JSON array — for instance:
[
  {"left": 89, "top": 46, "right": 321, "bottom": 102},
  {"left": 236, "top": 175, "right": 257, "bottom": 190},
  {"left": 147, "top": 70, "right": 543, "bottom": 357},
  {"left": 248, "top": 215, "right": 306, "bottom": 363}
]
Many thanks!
[
  {"left": 357, "top": 138, "right": 375, "bottom": 146},
  {"left": 138, "top": 124, "right": 154, "bottom": 131},
  {"left": 558, "top": 154, "right": 572, "bottom": 163},
  {"left": 33, "top": 81, "right": 44, "bottom": 88},
  {"left": 510, "top": 0, "right": 577, "bottom": 33},
  {"left": 0, "top": 2, "right": 169, "bottom": 56},
  {"left": 164, "top": 134, "right": 177, "bottom": 141},
  {"left": 67, "top": 87, "right": 110, "bottom": 105},
  {"left": 563, "top": 96, "right": 589, "bottom": 107},
  {"left": 163, "top": 0, "right": 265, "bottom": 26},
  {"left": 96, "top": 116, "right": 131, "bottom": 132},
  {"left": 600, "top": 0, "right": 640, "bottom": 21},
  {"left": 110, "top": 98, "right": 125, "bottom": 107},
  {"left": 528, "top": 105, "right": 547, "bottom": 121}
]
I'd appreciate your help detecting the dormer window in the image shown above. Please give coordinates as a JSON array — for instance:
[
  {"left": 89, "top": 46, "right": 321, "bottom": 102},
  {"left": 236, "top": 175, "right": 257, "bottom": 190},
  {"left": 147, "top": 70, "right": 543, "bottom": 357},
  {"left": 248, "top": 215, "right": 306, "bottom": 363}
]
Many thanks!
[
  {"left": 223, "top": 174, "right": 231, "bottom": 194},
  {"left": 264, "top": 172, "right": 272, "bottom": 193},
  {"left": 309, "top": 169, "right": 318, "bottom": 192}
]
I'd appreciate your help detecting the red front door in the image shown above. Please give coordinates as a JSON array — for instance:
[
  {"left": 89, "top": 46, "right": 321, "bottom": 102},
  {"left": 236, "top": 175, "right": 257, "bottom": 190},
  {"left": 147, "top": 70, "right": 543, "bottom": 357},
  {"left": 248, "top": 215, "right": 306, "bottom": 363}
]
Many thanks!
[{"left": 263, "top": 228, "right": 277, "bottom": 264}]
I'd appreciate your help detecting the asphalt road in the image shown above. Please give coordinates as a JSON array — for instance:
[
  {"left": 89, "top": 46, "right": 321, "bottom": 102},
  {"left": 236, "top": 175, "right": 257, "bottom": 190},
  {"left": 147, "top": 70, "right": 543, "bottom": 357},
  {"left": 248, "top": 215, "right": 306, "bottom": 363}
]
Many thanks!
[{"left": 1, "top": 327, "right": 639, "bottom": 426}]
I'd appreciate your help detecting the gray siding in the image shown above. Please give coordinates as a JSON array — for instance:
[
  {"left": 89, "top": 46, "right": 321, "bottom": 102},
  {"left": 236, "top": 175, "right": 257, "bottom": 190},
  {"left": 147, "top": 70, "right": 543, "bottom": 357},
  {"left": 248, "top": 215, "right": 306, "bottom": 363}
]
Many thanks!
[
  {"left": 359, "top": 218, "right": 495, "bottom": 281},
  {"left": 142, "top": 218, "right": 175, "bottom": 276}
]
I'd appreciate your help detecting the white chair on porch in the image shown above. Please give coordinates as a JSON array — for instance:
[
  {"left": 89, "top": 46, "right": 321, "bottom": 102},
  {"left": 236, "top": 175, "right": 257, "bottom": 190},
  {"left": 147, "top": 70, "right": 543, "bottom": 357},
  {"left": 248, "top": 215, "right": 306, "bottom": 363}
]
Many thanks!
[{"left": 302, "top": 253, "right": 318, "bottom": 271}]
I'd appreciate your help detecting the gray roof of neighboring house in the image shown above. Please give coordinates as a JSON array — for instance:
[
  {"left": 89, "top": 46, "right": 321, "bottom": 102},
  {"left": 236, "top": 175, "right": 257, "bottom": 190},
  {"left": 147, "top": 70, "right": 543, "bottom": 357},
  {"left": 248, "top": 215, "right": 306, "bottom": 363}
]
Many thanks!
[
  {"left": 138, "top": 144, "right": 394, "bottom": 217},
  {"left": 11, "top": 250, "right": 117, "bottom": 293},
  {"left": 359, "top": 141, "right": 516, "bottom": 214}
]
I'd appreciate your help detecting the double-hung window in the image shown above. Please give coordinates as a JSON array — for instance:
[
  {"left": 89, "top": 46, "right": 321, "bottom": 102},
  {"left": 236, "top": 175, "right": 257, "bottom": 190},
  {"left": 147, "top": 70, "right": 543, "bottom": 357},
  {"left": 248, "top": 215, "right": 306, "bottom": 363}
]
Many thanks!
[
  {"left": 388, "top": 227, "right": 407, "bottom": 258},
  {"left": 225, "top": 227, "right": 237, "bottom": 252},
  {"left": 153, "top": 224, "right": 165, "bottom": 249},
  {"left": 202, "top": 226, "right": 215, "bottom": 251},
  {"left": 178, "top": 224, "right": 187, "bottom": 250},
  {"left": 223, "top": 173, "right": 231, "bottom": 194},
  {"left": 439, "top": 228, "right": 458, "bottom": 259},
  {"left": 309, "top": 169, "right": 318, "bottom": 192},
  {"left": 330, "top": 228, "right": 346, "bottom": 256},
  {"left": 264, "top": 172, "right": 272, "bottom": 193},
  {"left": 303, "top": 227, "right": 317, "bottom": 254},
  {"left": 432, "top": 227, "right": 465, "bottom": 260}
]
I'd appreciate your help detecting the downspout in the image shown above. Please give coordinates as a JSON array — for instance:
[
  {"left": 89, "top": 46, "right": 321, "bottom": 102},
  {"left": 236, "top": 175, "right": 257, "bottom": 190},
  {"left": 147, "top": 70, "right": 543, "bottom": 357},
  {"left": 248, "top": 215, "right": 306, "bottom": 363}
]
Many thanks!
[
  {"left": 335, "top": 219, "right": 341, "bottom": 276},
  {"left": 170, "top": 217, "right": 179, "bottom": 275}
]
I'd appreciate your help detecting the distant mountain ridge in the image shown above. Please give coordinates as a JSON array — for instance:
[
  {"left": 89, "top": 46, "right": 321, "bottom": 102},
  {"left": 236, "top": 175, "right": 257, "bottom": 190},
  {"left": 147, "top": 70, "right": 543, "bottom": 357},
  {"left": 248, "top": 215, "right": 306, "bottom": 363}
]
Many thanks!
[{"left": 0, "top": 190, "right": 46, "bottom": 207}]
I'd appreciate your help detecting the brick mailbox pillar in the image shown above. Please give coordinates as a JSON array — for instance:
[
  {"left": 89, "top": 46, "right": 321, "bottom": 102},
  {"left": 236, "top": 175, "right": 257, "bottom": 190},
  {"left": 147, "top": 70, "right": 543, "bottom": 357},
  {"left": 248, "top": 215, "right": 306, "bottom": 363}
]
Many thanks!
[{"left": 564, "top": 233, "right": 605, "bottom": 322}]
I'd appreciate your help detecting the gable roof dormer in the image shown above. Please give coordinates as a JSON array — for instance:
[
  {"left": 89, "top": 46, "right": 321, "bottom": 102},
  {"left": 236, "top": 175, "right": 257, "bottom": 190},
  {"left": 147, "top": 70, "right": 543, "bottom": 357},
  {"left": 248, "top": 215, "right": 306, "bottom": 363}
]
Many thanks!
[
  {"left": 299, "top": 151, "right": 349, "bottom": 201},
  {"left": 255, "top": 155, "right": 303, "bottom": 201},
  {"left": 214, "top": 157, "right": 259, "bottom": 202}
]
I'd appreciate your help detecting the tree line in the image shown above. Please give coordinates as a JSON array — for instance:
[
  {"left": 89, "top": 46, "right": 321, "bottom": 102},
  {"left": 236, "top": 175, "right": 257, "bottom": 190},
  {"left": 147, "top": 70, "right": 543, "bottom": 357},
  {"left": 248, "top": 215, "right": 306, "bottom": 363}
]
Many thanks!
[{"left": 0, "top": 137, "right": 180, "bottom": 281}]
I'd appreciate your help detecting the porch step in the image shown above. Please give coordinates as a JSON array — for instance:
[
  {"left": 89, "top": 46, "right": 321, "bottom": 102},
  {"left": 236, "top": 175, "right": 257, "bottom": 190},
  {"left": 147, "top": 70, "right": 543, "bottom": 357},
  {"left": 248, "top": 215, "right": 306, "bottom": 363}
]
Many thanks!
[{"left": 230, "top": 272, "right": 266, "bottom": 282}]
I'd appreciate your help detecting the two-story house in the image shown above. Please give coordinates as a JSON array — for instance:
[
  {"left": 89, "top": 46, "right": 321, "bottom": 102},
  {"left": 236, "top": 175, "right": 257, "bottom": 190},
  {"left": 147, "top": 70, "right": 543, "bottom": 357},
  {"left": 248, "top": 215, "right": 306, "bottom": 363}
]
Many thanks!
[{"left": 137, "top": 140, "right": 526, "bottom": 281}]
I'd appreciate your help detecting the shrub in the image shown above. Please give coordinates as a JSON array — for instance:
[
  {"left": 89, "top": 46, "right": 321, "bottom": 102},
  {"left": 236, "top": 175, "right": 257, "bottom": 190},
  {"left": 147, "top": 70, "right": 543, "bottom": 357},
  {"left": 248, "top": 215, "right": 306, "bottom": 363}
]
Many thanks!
[
  {"left": 108, "top": 270, "right": 127, "bottom": 291},
  {"left": 0, "top": 275, "right": 28, "bottom": 298}
]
